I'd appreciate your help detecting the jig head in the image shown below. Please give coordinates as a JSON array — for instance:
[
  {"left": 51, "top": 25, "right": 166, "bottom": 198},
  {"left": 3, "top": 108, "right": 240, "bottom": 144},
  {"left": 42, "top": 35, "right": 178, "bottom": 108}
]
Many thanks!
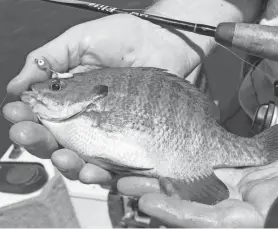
[{"left": 35, "top": 57, "right": 73, "bottom": 79}]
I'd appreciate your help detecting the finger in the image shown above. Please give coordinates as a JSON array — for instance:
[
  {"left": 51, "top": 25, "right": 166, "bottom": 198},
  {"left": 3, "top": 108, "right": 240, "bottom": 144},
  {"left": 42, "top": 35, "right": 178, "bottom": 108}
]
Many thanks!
[
  {"left": 51, "top": 149, "right": 85, "bottom": 180},
  {"left": 243, "top": 177, "right": 278, "bottom": 218},
  {"left": 139, "top": 193, "right": 264, "bottom": 228},
  {"left": 79, "top": 163, "right": 113, "bottom": 185},
  {"left": 139, "top": 193, "right": 218, "bottom": 228},
  {"left": 9, "top": 121, "right": 58, "bottom": 159},
  {"left": 215, "top": 199, "right": 264, "bottom": 227},
  {"left": 7, "top": 24, "right": 86, "bottom": 97},
  {"left": 2, "top": 101, "right": 38, "bottom": 124},
  {"left": 238, "top": 163, "right": 278, "bottom": 217},
  {"left": 117, "top": 177, "right": 160, "bottom": 197}
]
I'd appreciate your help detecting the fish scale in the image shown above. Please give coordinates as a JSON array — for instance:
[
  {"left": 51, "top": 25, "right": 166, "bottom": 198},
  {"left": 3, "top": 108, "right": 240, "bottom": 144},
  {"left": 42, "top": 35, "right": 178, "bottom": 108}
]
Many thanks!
[{"left": 21, "top": 67, "right": 278, "bottom": 205}]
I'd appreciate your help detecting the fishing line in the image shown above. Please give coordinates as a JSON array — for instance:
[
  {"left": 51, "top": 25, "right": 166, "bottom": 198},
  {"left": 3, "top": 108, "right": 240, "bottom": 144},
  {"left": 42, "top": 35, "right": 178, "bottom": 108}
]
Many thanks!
[
  {"left": 0, "top": 93, "right": 8, "bottom": 110},
  {"left": 215, "top": 42, "right": 273, "bottom": 125},
  {"left": 216, "top": 42, "right": 272, "bottom": 80}
]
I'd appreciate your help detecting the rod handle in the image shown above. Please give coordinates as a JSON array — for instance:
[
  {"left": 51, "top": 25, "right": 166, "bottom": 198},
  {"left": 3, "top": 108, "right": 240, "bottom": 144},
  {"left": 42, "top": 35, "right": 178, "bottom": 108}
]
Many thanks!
[{"left": 215, "top": 22, "right": 278, "bottom": 61}]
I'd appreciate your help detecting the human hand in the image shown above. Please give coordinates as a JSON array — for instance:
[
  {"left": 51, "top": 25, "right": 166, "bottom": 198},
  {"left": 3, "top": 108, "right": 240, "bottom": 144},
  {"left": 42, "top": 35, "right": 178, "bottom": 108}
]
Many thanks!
[
  {"left": 3, "top": 14, "right": 195, "bottom": 187},
  {"left": 135, "top": 161, "right": 278, "bottom": 228}
]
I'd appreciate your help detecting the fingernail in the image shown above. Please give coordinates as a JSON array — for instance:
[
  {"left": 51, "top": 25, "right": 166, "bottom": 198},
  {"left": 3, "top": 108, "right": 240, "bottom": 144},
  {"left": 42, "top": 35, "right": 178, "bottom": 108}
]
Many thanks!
[{"left": 56, "top": 166, "right": 68, "bottom": 172}]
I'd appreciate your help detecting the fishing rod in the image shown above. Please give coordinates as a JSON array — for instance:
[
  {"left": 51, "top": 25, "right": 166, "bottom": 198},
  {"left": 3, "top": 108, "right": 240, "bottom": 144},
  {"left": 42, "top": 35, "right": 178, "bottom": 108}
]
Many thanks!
[
  {"left": 40, "top": 0, "right": 216, "bottom": 37},
  {"left": 41, "top": 0, "right": 278, "bottom": 61}
]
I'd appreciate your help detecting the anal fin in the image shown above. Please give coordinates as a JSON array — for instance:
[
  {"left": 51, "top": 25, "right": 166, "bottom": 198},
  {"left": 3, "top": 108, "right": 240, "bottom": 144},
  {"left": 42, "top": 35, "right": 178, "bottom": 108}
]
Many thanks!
[{"left": 159, "top": 173, "right": 229, "bottom": 205}]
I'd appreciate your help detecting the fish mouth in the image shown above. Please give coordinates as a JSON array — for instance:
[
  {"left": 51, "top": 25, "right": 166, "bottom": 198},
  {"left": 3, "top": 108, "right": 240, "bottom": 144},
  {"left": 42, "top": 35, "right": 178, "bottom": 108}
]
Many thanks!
[
  {"left": 21, "top": 90, "right": 90, "bottom": 122},
  {"left": 21, "top": 90, "right": 44, "bottom": 108}
]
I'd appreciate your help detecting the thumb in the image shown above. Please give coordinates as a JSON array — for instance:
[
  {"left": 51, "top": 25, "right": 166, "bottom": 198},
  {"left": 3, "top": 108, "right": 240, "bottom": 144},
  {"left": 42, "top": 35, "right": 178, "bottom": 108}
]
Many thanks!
[
  {"left": 7, "top": 24, "right": 86, "bottom": 97},
  {"left": 138, "top": 193, "right": 218, "bottom": 228}
]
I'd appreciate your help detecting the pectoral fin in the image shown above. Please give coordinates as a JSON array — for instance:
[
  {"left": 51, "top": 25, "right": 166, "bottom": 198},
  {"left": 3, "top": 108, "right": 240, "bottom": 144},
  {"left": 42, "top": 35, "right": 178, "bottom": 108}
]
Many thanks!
[
  {"left": 159, "top": 172, "right": 229, "bottom": 205},
  {"left": 94, "top": 156, "right": 153, "bottom": 174}
]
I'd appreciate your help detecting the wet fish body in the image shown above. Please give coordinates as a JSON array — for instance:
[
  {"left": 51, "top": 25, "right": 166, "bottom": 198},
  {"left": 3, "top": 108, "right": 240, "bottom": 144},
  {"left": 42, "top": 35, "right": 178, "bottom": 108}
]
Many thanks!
[{"left": 21, "top": 67, "right": 278, "bottom": 204}]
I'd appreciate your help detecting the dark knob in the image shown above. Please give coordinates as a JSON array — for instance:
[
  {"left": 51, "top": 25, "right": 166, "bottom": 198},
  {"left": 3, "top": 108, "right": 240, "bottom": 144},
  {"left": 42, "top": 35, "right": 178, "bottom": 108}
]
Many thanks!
[{"left": 274, "top": 80, "right": 278, "bottom": 97}]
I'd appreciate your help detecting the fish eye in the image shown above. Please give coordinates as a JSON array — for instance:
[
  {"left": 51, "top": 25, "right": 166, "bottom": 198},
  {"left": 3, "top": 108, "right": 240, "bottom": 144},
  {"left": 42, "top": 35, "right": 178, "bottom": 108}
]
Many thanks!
[{"left": 49, "top": 79, "right": 62, "bottom": 91}]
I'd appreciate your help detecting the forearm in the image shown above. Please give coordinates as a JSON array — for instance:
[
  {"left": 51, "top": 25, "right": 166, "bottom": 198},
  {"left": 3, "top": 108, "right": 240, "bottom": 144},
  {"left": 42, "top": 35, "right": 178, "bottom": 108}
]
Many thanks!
[{"left": 145, "top": 0, "right": 262, "bottom": 62}]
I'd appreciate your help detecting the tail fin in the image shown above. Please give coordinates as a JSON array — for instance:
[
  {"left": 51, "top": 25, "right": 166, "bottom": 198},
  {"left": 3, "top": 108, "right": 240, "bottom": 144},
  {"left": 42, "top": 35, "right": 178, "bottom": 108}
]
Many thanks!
[{"left": 255, "top": 125, "right": 278, "bottom": 162}]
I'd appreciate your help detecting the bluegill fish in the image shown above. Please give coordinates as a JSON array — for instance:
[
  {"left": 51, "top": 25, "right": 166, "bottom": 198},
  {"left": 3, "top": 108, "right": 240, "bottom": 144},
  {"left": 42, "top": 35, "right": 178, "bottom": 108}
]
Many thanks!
[{"left": 21, "top": 67, "right": 278, "bottom": 204}]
